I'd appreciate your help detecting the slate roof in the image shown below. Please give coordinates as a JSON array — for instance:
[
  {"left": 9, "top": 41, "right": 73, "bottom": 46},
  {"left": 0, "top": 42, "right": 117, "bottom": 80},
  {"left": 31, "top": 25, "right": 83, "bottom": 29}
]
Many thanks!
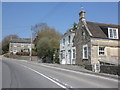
[
  {"left": 10, "top": 38, "right": 31, "bottom": 43},
  {"left": 86, "top": 21, "right": 120, "bottom": 40}
]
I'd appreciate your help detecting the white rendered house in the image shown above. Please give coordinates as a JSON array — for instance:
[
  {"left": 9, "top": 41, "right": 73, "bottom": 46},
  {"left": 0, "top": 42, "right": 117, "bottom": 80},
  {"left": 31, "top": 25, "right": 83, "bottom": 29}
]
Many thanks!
[{"left": 60, "top": 30, "right": 76, "bottom": 64}]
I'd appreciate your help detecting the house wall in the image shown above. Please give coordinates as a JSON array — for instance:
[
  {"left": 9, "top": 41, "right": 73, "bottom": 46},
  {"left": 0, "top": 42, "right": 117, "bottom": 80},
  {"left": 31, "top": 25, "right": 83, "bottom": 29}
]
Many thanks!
[
  {"left": 9, "top": 42, "right": 34, "bottom": 54},
  {"left": 74, "top": 20, "right": 120, "bottom": 67},
  {"left": 91, "top": 38, "right": 120, "bottom": 65},
  {"left": 74, "top": 22, "right": 91, "bottom": 66},
  {"left": 60, "top": 32, "right": 76, "bottom": 64}
]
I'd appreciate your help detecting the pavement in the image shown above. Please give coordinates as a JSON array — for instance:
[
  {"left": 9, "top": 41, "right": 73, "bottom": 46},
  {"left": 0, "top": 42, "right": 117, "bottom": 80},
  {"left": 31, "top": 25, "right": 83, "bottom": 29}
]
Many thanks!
[
  {"left": 1, "top": 57, "right": 119, "bottom": 89},
  {"left": 39, "top": 63, "right": 119, "bottom": 80},
  {"left": 26, "top": 59, "right": 119, "bottom": 79}
]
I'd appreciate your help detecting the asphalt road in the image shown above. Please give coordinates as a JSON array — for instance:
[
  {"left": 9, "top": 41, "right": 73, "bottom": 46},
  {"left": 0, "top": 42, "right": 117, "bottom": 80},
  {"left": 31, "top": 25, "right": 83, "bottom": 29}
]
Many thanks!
[{"left": 1, "top": 58, "right": 119, "bottom": 89}]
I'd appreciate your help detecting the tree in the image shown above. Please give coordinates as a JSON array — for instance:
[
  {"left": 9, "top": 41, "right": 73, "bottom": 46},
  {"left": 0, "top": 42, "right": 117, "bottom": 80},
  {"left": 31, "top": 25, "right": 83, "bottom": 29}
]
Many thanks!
[
  {"left": 68, "top": 22, "right": 78, "bottom": 32},
  {"left": 72, "top": 22, "right": 78, "bottom": 30},
  {"left": 32, "top": 23, "right": 62, "bottom": 63},
  {"left": 2, "top": 35, "right": 19, "bottom": 54},
  {"left": 37, "top": 37, "right": 52, "bottom": 62},
  {"left": 0, "top": 42, "right": 2, "bottom": 55}
]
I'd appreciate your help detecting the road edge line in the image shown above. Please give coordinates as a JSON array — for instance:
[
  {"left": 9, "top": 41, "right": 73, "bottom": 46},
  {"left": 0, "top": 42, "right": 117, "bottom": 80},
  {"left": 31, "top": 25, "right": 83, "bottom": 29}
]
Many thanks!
[{"left": 21, "top": 64, "right": 67, "bottom": 89}]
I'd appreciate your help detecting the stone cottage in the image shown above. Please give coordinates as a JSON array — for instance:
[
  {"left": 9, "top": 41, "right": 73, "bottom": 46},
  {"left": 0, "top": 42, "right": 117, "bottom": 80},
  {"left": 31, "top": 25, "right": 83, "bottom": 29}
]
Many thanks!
[
  {"left": 9, "top": 38, "right": 34, "bottom": 54},
  {"left": 74, "top": 10, "right": 120, "bottom": 71},
  {"left": 60, "top": 29, "right": 76, "bottom": 64}
]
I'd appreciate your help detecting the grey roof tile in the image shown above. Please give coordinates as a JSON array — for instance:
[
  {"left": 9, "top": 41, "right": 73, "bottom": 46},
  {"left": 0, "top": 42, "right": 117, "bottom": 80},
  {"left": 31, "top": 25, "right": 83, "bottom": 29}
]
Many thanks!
[
  {"left": 10, "top": 38, "right": 31, "bottom": 43},
  {"left": 86, "top": 21, "right": 120, "bottom": 40}
]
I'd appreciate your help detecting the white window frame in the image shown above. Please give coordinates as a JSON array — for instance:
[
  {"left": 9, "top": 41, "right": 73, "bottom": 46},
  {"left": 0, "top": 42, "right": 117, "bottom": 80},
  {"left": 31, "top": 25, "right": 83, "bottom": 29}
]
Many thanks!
[
  {"left": 73, "top": 49, "right": 76, "bottom": 59},
  {"left": 61, "top": 50, "right": 65, "bottom": 59},
  {"left": 21, "top": 43, "right": 24, "bottom": 47},
  {"left": 98, "top": 46, "right": 105, "bottom": 56},
  {"left": 83, "top": 44, "right": 88, "bottom": 59},
  {"left": 108, "top": 27, "right": 118, "bottom": 39},
  {"left": 13, "top": 43, "right": 17, "bottom": 47},
  {"left": 28, "top": 43, "right": 31, "bottom": 47},
  {"left": 68, "top": 35, "right": 71, "bottom": 44},
  {"left": 63, "top": 38, "right": 65, "bottom": 45},
  {"left": 13, "top": 49, "right": 17, "bottom": 53}
]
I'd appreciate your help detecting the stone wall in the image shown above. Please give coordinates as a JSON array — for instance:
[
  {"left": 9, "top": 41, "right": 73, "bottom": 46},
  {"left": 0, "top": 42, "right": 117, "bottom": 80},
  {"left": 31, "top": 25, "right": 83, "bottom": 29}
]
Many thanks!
[
  {"left": 91, "top": 38, "right": 120, "bottom": 65},
  {"left": 74, "top": 21, "right": 91, "bottom": 66},
  {"left": 100, "top": 65, "right": 120, "bottom": 75},
  {"left": 9, "top": 55, "right": 39, "bottom": 61},
  {"left": 85, "top": 64, "right": 120, "bottom": 76}
]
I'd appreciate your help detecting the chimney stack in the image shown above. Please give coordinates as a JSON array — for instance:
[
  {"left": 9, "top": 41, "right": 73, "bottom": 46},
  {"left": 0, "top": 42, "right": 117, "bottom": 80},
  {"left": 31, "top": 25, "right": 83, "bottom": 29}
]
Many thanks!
[{"left": 79, "top": 10, "right": 86, "bottom": 21}]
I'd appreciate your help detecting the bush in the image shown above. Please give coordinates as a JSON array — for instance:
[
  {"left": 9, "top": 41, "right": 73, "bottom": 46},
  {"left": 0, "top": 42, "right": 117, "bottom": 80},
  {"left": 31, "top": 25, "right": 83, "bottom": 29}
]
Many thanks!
[
  {"left": 32, "top": 52, "right": 38, "bottom": 56},
  {"left": 16, "top": 52, "right": 37, "bottom": 56},
  {"left": 4, "top": 53, "right": 10, "bottom": 57}
]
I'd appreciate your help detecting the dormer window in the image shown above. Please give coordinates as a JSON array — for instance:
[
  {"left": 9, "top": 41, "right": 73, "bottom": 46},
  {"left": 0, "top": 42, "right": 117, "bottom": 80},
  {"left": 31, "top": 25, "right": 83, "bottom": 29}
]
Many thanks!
[{"left": 108, "top": 27, "right": 118, "bottom": 39}]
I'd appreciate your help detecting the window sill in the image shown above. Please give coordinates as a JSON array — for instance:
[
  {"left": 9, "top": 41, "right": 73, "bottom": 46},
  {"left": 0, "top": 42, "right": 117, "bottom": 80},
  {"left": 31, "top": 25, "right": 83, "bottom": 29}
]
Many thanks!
[
  {"left": 82, "top": 58, "right": 88, "bottom": 60},
  {"left": 98, "top": 55, "right": 106, "bottom": 57},
  {"left": 109, "top": 37, "right": 118, "bottom": 39}
]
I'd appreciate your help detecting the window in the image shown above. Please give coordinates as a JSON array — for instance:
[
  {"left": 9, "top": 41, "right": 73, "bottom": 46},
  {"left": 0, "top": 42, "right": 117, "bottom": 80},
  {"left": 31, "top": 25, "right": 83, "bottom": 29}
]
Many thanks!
[
  {"left": 68, "top": 50, "right": 71, "bottom": 60},
  {"left": 68, "top": 36, "right": 71, "bottom": 44},
  {"left": 73, "top": 49, "right": 76, "bottom": 59},
  {"left": 63, "top": 38, "right": 65, "bottom": 45},
  {"left": 108, "top": 28, "right": 118, "bottom": 39},
  {"left": 13, "top": 49, "right": 17, "bottom": 53},
  {"left": 83, "top": 45, "right": 88, "bottom": 59},
  {"left": 28, "top": 43, "right": 31, "bottom": 47},
  {"left": 10, "top": 50, "right": 13, "bottom": 52},
  {"left": 14, "top": 43, "right": 17, "bottom": 47},
  {"left": 99, "top": 47, "right": 105, "bottom": 56},
  {"left": 82, "top": 31, "right": 85, "bottom": 39},
  {"left": 61, "top": 51, "right": 65, "bottom": 59},
  {"left": 82, "top": 31, "right": 85, "bottom": 36},
  {"left": 21, "top": 43, "right": 24, "bottom": 47}
]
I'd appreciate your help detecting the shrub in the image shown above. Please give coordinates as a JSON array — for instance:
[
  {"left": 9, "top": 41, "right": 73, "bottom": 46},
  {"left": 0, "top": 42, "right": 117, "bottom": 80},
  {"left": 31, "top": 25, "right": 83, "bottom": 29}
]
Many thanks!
[
  {"left": 16, "top": 52, "right": 37, "bottom": 56},
  {"left": 4, "top": 53, "right": 10, "bottom": 57}
]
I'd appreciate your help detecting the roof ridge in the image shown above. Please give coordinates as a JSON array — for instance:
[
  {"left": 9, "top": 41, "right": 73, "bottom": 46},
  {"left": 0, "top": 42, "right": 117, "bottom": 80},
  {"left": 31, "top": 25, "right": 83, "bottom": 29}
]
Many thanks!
[{"left": 86, "top": 21, "right": 118, "bottom": 26}]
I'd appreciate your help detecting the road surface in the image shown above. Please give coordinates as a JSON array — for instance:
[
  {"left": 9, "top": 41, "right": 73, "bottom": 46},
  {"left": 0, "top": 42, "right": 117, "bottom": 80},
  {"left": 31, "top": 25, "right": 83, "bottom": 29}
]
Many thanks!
[{"left": 1, "top": 57, "right": 119, "bottom": 89}]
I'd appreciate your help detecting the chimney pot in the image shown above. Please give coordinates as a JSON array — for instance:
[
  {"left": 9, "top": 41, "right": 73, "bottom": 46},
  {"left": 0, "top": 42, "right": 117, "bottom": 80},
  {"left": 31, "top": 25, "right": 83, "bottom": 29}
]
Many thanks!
[{"left": 79, "top": 10, "right": 86, "bottom": 21}]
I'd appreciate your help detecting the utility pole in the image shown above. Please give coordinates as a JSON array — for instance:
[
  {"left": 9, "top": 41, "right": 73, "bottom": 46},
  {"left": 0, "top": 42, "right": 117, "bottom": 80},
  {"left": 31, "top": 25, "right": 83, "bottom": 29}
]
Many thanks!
[{"left": 29, "top": 28, "right": 32, "bottom": 61}]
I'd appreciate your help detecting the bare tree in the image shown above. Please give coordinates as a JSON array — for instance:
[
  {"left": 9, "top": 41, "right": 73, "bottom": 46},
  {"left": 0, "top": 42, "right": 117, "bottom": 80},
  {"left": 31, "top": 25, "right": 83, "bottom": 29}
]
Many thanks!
[{"left": 2, "top": 35, "right": 19, "bottom": 54}]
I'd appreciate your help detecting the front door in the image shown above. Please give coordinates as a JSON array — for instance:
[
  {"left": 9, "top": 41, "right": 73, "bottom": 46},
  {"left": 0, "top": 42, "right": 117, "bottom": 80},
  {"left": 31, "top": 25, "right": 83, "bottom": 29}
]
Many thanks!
[{"left": 68, "top": 50, "right": 71, "bottom": 64}]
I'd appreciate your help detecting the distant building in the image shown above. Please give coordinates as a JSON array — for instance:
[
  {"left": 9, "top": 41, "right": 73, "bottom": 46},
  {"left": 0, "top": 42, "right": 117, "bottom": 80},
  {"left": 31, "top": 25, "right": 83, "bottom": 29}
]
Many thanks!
[
  {"left": 60, "top": 30, "right": 76, "bottom": 64},
  {"left": 74, "top": 10, "right": 120, "bottom": 71},
  {"left": 9, "top": 38, "right": 34, "bottom": 54}
]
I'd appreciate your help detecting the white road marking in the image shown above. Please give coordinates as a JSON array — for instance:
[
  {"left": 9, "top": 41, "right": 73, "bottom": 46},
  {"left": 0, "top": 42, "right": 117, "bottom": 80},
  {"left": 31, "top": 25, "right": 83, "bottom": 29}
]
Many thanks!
[
  {"left": 19, "top": 60, "right": 28, "bottom": 62},
  {"left": 21, "top": 64, "right": 67, "bottom": 89},
  {"left": 38, "top": 64, "right": 118, "bottom": 82},
  {"left": 4, "top": 59, "right": 118, "bottom": 83}
]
